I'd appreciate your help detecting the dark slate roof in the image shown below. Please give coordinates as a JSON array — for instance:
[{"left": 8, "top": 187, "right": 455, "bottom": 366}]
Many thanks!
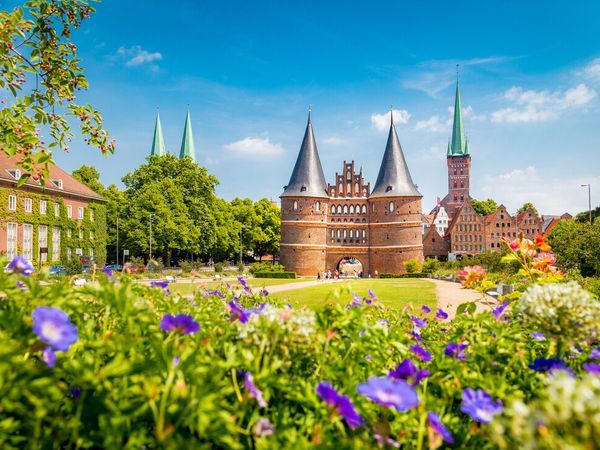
[
  {"left": 370, "top": 119, "right": 421, "bottom": 198},
  {"left": 281, "top": 113, "right": 328, "bottom": 198}
]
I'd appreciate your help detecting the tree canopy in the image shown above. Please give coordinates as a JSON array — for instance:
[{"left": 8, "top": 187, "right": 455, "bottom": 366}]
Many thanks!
[
  {"left": 517, "top": 202, "right": 538, "bottom": 215},
  {"left": 470, "top": 198, "right": 498, "bottom": 216},
  {"left": 548, "top": 219, "right": 600, "bottom": 277},
  {"left": 1, "top": 0, "right": 113, "bottom": 183}
]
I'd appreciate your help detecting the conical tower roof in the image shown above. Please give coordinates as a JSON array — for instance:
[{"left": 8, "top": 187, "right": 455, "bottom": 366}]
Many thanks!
[
  {"left": 281, "top": 112, "right": 328, "bottom": 198},
  {"left": 150, "top": 112, "right": 166, "bottom": 156},
  {"left": 179, "top": 111, "right": 196, "bottom": 162},
  {"left": 370, "top": 114, "right": 421, "bottom": 198},
  {"left": 448, "top": 79, "right": 468, "bottom": 156}
]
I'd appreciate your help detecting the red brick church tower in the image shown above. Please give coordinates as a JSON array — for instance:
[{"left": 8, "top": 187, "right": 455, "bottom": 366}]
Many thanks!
[
  {"left": 280, "top": 111, "right": 423, "bottom": 276},
  {"left": 438, "top": 78, "right": 471, "bottom": 220}
]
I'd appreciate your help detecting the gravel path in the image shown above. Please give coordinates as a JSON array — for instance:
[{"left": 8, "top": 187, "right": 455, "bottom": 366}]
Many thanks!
[{"left": 428, "top": 278, "right": 496, "bottom": 318}]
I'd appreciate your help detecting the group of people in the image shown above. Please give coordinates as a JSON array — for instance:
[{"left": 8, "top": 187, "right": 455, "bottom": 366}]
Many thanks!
[{"left": 317, "top": 269, "right": 377, "bottom": 280}]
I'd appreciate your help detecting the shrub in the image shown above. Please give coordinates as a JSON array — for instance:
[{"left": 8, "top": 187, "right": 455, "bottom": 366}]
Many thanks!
[
  {"left": 249, "top": 262, "right": 285, "bottom": 275},
  {"left": 237, "top": 263, "right": 245, "bottom": 273},
  {"left": 254, "top": 271, "right": 296, "bottom": 279},
  {"left": 404, "top": 257, "right": 421, "bottom": 274},
  {"left": 421, "top": 258, "right": 440, "bottom": 274},
  {"left": 214, "top": 262, "right": 224, "bottom": 273},
  {"left": 379, "top": 273, "right": 428, "bottom": 278},
  {"left": 64, "top": 257, "right": 82, "bottom": 275}
]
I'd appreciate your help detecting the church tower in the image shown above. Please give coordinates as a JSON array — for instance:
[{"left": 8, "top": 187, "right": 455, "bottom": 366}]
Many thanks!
[
  {"left": 279, "top": 111, "right": 329, "bottom": 276},
  {"left": 150, "top": 112, "right": 166, "bottom": 156},
  {"left": 440, "top": 78, "right": 471, "bottom": 219},
  {"left": 368, "top": 113, "right": 423, "bottom": 274},
  {"left": 180, "top": 111, "right": 196, "bottom": 162}
]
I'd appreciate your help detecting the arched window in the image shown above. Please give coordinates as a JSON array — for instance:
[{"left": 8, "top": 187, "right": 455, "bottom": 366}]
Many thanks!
[
  {"left": 349, "top": 230, "right": 353, "bottom": 238},
  {"left": 362, "top": 229, "right": 366, "bottom": 238},
  {"left": 349, "top": 205, "right": 355, "bottom": 214},
  {"left": 355, "top": 183, "right": 359, "bottom": 193},
  {"left": 347, "top": 183, "right": 352, "bottom": 195},
  {"left": 343, "top": 205, "right": 348, "bottom": 214},
  {"left": 372, "top": 203, "right": 375, "bottom": 212},
  {"left": 315, "top": 201, "right": 321, "bottom": 211},
  {"left": 338, "top": 183, "right": 343, "bottom": 193},
  {"left": 343, "top": 230, "right": 347, "bottom": 238},
  {"left": 361, "top": 205, "right": 367, "bottom": 214},
  {"left": 389, "top": 202, "right": 395, "bottom": 212},
  {"left": 293, "top": 201, "right": 298, "bottom": 211}
]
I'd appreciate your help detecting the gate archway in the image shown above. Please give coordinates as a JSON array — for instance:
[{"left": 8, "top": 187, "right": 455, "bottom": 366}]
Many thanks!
[{"left": 337, "top": 257, "right": 363, "bottom": 278}]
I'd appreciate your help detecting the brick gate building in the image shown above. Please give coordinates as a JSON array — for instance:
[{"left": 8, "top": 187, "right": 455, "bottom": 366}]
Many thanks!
[{"left": 280, "top": 112, "right": 423, "bottom": 276}]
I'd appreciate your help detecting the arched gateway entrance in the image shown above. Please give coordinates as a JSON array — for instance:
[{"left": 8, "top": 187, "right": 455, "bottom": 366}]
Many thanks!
[{"left": 337, "top": 257, "right": 364, "bottom": 278}]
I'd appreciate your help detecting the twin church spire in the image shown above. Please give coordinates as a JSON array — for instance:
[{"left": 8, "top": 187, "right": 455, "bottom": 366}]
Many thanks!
[
  {"left": 149, "top": 111, "right": 197, "bottom": 162},
  {"left": 448, "top": 78, "right": 469, "bottom": 156}
]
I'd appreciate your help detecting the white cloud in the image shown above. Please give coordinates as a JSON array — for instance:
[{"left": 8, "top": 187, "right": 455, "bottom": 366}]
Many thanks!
[
  {"left": 415, "top": 115, "right": 447, "bottom": 132},
  {"left": 371, "top": 109, "right": 410, "bottom": 132},
  {"left": 117, "top": 45, "right": 163, "bottom": 70},
  {"left": 479, "top": 166, "right": 600, "bottom": 215},
  {"left": 583, "top": 58, "right": 600, "bottom": 83},
  {"left": 491, "top": 83, "right": 596, "bottom": 123},
  {"left": 224, "top": 136, "right": 284, "bottom": 157},
  {"left": 322, "top": 136, "right": 346, "bottom": 145},
  {"left": 419, "top": 144, "right": 446, "bottom": 160}
]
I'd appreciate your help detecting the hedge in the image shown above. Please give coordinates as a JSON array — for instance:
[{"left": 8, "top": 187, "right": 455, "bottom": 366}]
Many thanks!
[
  {"left": 379, "top": 273, "right": 429, "bottom": 278},
  {"left": 254, "top": 271, "right": 297, "bottom": 279}
]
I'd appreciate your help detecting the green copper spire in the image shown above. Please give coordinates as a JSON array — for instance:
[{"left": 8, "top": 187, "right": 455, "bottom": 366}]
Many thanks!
[
  {"left": 150, "top": 112, "right": 166, "bottom": 156},
  {"left": 449, "top": 78, "right": 468, "bottom": 156},
  {"left": 179, "top": 111, "right": 196, "bottom": 162}
]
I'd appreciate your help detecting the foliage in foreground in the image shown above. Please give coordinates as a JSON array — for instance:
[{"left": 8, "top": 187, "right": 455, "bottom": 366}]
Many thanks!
[{"left": 0, "top": 258, "right": 599, "bottom": 449}]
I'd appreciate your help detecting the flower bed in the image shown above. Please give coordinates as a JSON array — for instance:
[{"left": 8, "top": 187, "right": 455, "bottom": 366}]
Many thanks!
[{"left": 0, "top": 253, "right": 598, "bottom": 448}]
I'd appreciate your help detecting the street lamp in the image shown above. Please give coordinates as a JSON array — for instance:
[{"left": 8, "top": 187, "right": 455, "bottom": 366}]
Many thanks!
[
  {"left": 581, "top": 184, "right": 592, "bottom": 225},
  {"left": 149, "top": 213, "right": 153, "bottom": 260},
  {"left": 239, "top": 229, "right": 243, "bottom": 266},
  {"left": 116, "top": 216, "right": 119, "bottom": 265}
]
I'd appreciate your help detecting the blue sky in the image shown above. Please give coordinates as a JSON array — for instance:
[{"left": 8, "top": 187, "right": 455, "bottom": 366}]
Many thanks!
[{"left": 49, "top": 0, "right": 600, "bottom": 215}]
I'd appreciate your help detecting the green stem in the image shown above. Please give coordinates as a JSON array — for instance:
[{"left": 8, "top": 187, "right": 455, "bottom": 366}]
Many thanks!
[
  {"left": 156, "top": 368, "right": 176, "bottom": 441},
  {"left": 231, "top": 368, "right": 243, "bottom": 403},
  {"left": 416, "top": 378, "right": 429, "bottom": 450}
]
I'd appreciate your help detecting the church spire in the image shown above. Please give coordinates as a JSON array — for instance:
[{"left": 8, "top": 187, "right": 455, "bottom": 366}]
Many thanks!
[
  {"left": 449, "top": 76, "right": 468, "bottom": 156},
  {"left": 179, "top": 110, "right": 196, "bottom": 162},
  {"left": 370, "top": 117, "right": 421, "bottom": 198},
  {"left": 150, "top": 111, "right": 166, "bottom": 156},
  {"left": 281, "top": 110, "right": 328, "bottom": 198}
]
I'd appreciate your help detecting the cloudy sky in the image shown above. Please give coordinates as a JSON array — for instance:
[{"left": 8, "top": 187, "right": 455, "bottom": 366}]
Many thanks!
[{"left": 37, "top": 0, "right": 600, "bottom": 215}]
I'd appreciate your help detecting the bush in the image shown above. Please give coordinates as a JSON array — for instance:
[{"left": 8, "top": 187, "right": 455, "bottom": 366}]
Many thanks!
[
  {"left": 237, "top": 263, "right": 245, "bottom": 273},
  {"left": 254, "top": 271, "right": 296, "bottom": 279},
  {"left": 404, "top": 257, "right": 421, "bottom": 274},
  {"left": 249, "top": 262, "right": 285, "bottom": 275},
  {"left": 421, "top": 258, "right": 441, "bottom": 274},
  {"left": 64, "top": 257, "right": 82, "bottom": 275},
  {"left": 214, "top": 262, "right": 224, "bottom": 273},
  {"left": 379, "top": 273, "right": 428, "bottom": 278}
]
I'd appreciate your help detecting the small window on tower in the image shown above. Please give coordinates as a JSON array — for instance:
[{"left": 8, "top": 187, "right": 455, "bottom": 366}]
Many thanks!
[
  {"left": 389, "top": 202, "right": 395, "bottom": 212},
  {"left": 385, "top": 186, "right": 392, "bottom": 192},
  {"left": 293, "top": 201, "right": 298, "bottom": 211},
  {"left": 315, "top": 201, "right": 321, "bottom": 211},
  {"left": 300, "top": 186, "right": 307, "bottom": 192}
]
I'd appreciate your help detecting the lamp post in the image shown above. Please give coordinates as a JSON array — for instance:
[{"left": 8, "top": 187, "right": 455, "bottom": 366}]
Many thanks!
[
  {"left": 581, "top": 184, "right": 592, "bottom": 225},
  {"left": 149, "top": 213, "right": 153, "bottom": 260},
  {"left": 239, "top": 229, "right": 243, "bottom": 266},
  {"left": 116, "top": 217, "right": 119, "bottom": 265}
]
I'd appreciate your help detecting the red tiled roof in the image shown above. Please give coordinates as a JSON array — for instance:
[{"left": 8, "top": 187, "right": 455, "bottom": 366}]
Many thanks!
[{"left": 0, "top": 152, "right": 105, "bottom": 201}]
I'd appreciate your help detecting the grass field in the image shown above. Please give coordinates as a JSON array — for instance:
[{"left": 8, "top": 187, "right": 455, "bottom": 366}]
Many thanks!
[
  {"left": 169, "top": 278, "right": 307, "bottom": 296},
  {"left": 272, "top": 279, "right": 437, "bottom": 310}
]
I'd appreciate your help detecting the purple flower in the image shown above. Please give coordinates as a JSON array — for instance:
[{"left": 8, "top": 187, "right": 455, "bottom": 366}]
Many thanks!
[
  {"left": 32, "top": 306, "right": 78, "bottom": 352},
  {"left": 374, "top": 434, "right": 401, "bottom": 448},
  {"left": 436, "top": 308, "right": 448, "bottom": 320},
  {"left": 228, "top": 301, "right": 249, "bottom": 323},
  {"left": 253, "top": 417, "right": 275, "bottom": 436},
  {"left": 42, "top": 347, "right": 57, "bottom": 368},
  {"left": 583, "top": 363, "right": 600, "bottom": 375},
  {"left": 260, "top": 289, "right": 269, "bottom": 297},
  {"left": 368, "top": 289, "right": 377, "bottom": 301},
  {"left": 492, "top": 302, "right": 508, "bottom": 320},
  {"left": 388, "top": 359, "right": 429, "bottom": 386},
  {"left": 421, "top": 305, "right": 431, "bottom": 314},
  {"left": 532, "top": 332, "right": 546, "bottom": 341},
  {"left": 410, "top": 344, "right": 432, "bottom": 362},
  {"left": 364, "top": 355, "right": 372, "bottom": 361},
  {"left": 590, "top": 347, "right": 600, "bottom": 360},
  {"left": 172, "top": 356, "right": 181, "bottom": 368},
  {"left": 204, "top": 289, "right": 224, "bottom": 299},
  {"left": 316, "top": 381, "right": 339, "bottom": 406},
  {"left": 427, "top": 412, "right": 454, "bottom": 443},
  {"left": 8, "top": 255, "right": 34, "bottom": 276},
  {"left": 445, "top": 343, "right": 468, "bottom": 360},
  {"left": 70, "top": 387, "right": 82, "bottom": 399},
  {"left": 357, "top": 376, "right": 419, "bottom": 412},
  {"left": 460, "top": 388, "right": 503, "bottom": 423},
  {"left": 16, "top": 281, "right": 27, "bottom": 292},
  {"left": 244, "top": 372, "right": 268, "bottom": 408},
  {"left": 316, "top": 382, "right": 364, "bottom": 429},
  {"left": 529, "top": 358, "right": 570, "bottom": 373},
  {"left": 410, "top": 328, "right": 422, "bottom": 342},
  {"left": 150, "top": 281, "right": 171, "bottom": 296},
  {"left": 245, "top": 303, "right": 267, "bottom": 316},
  {"left": 103, "top": 266, "right": 115, "bottom": 282},
  {"left": 159, "top": 314, "right": 200, "bottom": 335},
  {"left": 237, "top": 276, "right": 251, "bottom": 293},
  {"left": 411, "top": 315, "right": 427, "bottom": 329}
]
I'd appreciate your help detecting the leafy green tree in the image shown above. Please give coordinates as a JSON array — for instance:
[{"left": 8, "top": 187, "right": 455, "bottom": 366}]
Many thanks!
[
  {"left": 470, "top": 198, "right": 498, "bottom": 216},
  {"left": 575, "top": 206, "right": 600, "bottom": 224},
  {"left": 253, "top": 198, "right": 281, "bottom": 261},
  {"left": 1, "top": 1, "right": 114, "bottom": 183},
  {"left": 517, "top": 202, "right": 538, "bottom": 215},
  {"left": 209, "top": 198, "right": 240, "bottom": 262},
  {"left": 548, "top": 219, "right": 600, "bottom": 277}
]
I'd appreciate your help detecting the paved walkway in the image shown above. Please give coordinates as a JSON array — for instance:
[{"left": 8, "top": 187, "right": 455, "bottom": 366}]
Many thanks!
[{"left": 428, "top": 278, "right": 495, "bottom": 318}]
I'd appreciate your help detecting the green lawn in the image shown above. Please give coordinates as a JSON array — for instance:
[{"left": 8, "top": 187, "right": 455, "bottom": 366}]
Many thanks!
[
  {"left": 169, "top": 277, "right": 307, "bottom": 296},
  {"left": 272, "top": 279, "right": 437, "bottom": 310}
]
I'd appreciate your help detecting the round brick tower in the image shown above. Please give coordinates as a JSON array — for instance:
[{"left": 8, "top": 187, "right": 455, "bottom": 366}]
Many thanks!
[
  {"left": 280, "top": 112, "right": 329, "bottom": 276},
  {"left": 368, "top": 114, "right": 423, "bottom": 275}
]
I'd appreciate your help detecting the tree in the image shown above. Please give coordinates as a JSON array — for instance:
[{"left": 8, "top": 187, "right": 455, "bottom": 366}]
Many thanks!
[
  {"left": 1, "top": 1, "right": 114, "bottom": 183},
  {"left": 73, "top": 164, "right": 104, "bottom": 194},
  {"left": 517, "top": 202, "right": 538, "bottom": 215},
  {"left": 253, "top": 198, "right": 281, "bottom": 261},
  {"left": 470, "top": 198, "right": 498, "bottom": 216},
  {"left": 575, "top": 206, "right": 600, "bottom": 224},
  {"left": 548, "top": 219, "right": 600, "bottom": 277}
]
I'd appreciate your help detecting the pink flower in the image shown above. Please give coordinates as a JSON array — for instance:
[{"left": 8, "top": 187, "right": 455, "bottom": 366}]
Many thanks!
[{"left": 458, "top": 265, "right": 486, "bottom": 288}]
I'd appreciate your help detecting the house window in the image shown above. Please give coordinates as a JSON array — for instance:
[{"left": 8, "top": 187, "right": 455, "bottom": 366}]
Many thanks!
[
  {"left": 89, "top": 231, "right": 93, "bottom": 240},
  {"left": 389, "top": 202, "right": 395, "bottom": 212},
  {"left": 54, "top": 203, "right": 60, "bottom": 216},
  {"left": 361, "top": 205, "right": 367, "bottom": 214},
  {"left": 23, "top": 223, "right": 33, "bottom": 261},
  {"left": 90, "top": 209, "right": 94, "bottom": 221},
  {"left": 52, "top": 227, "right": 60, "bottom": 261},
  {"left": 78, "top": 228, "right": 83, "bottom": 239},
  {"left": 40, "top": 200, "right": 47, "bottom": 215},
  {"left": 78, "top": 207, "right": 84, "bottom": 219},
  {"left": 349, "top": 205, "right": 355, "bottom": 214},
  {"left": 293, "top": 201, "right": 298, "bottom": 211},
  {"left": 8, "top": 194, "right": 16, "bottom": 211},
  {"left": 67, "top": 205, "right": 73, "bottom": 218},
  {"left": 343, "top": 205, "right": 348, "bottom": 214},
  {"left": 90, "top": 248, "right": 94, "bottom": 259},
  {"left": 24, "top": 198, "right": 32, "bottom": 213},
  {"left": 38, "top": 225, "right": 48, "bottom": 262},
  {"left": 315, "top": 201, "right": 321, "bottom": 212},
  {"left": 6, "top": 222, "right": 18, "bottom": 259},
  {"left": 67, "top": 248, "right": 72, "bottom": 259},
  {"left": 67, "top": 228, "right": 72, "bottom": 238}
]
